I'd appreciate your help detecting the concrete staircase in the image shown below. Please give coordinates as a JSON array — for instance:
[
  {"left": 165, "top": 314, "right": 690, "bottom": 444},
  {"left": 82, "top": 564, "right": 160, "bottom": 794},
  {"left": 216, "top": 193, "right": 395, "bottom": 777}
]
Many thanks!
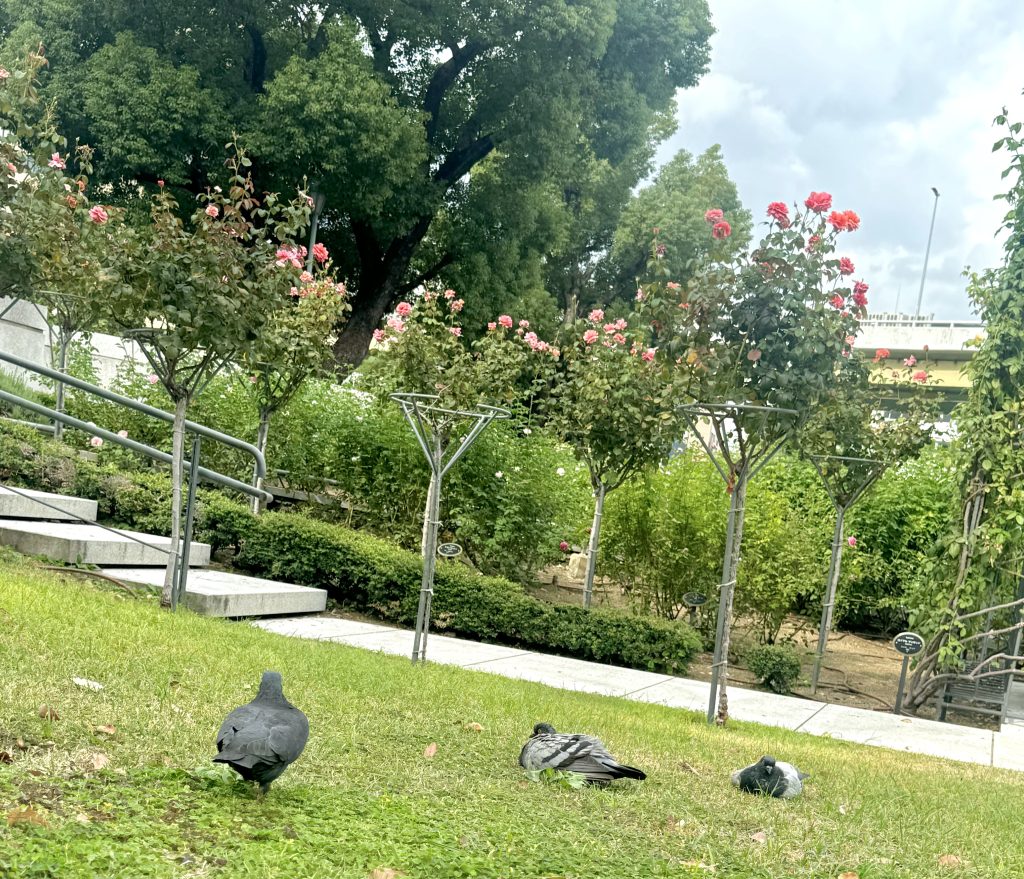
[{"left": 0, "top": 485, "right": 326, "bottom": 618}]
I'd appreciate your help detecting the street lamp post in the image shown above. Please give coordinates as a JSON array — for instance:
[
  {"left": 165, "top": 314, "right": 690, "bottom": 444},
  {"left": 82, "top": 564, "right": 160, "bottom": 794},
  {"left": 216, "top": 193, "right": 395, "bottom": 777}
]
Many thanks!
[{"left": 914, "top": 187, "right": 940, "bottom": 320}]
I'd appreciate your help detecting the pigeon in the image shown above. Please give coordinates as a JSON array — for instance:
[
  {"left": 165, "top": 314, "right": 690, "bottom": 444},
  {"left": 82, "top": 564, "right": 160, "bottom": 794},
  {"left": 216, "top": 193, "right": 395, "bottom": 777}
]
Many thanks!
[
  {"left": 213, "top": 671, "right": 309, "bottom": 795},
  {"left": 519, "top": 722, "right": 646, "bottom": 785},
  {"left": 730, "top": 755, "right": 808, "bottom": 799}
]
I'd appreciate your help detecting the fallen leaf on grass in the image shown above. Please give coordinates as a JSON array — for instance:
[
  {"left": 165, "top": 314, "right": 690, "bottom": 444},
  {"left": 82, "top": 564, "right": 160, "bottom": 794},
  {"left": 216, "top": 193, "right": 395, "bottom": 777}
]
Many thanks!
[
  {"left": 422, "top": 742, "right": 438, "bottom": 759},
  {"left": 938, "top": 854, "right": 964, "bottom": 868},
  {"left": 72, "top": 677, "right": 104, "bottom": 691},
  {"left": 94, "top": 725, "right": 116, "bottom": 736},
  {"left": 838, "top": 803, "right": 848, "bottom": 815},
  {"left": 6, "top": 806, "right": 48, "bottom": 827},
  {"left": 74, "top": 812, "right": 91, "bottom": 825},
  {"left": 37, "top": 704, "right": 59, "bottom": 721},
  {"left": 370, "top": 869, "right": 406, "bottom": 879},
  {"left": 750, "top": 831, "right": 768, "bottom": 844},
  {"left": 87, "top": 752, "right": 110, "bottom": 771},
  {"left": 0, "top": 750, "right": 12, "bottom": 764},
  {"left": 678, "top": 761, "right": 699, "bottom": 775},
  {"left": 839, "top": 872, "right": 859, "bottom": 879},
  {"left": 464, "top": 722, "right": 484, "bottom": 732}
]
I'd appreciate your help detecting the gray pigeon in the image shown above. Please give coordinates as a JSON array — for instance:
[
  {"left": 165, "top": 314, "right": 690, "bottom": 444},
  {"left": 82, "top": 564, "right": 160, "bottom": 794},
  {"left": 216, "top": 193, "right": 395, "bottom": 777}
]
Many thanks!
[
  {"left": 213, "top": 671, "right": 309, "bottom": 795},
  {"left": 519, "top": 722, "right": 646, "bottom": 785},
  {"left": 731, "top": 755, "right": 808, "bottom": 799}
]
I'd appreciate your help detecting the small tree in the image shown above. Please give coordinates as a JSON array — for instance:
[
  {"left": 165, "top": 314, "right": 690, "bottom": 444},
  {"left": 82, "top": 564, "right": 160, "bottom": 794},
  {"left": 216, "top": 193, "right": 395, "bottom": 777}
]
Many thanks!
[
  {"left": 239, "top": 247, "right": 350, "bottom": 511},
  {"left": 653, "top": 195, "right": 866, "bottom": 724},
  {"left": 106, "top": 145, "right": 310, "bottom": 605}
]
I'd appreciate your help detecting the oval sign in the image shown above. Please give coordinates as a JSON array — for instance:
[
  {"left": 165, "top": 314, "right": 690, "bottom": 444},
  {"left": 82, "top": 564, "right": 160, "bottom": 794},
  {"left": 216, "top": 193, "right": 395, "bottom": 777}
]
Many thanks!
[
  {"left": 437, "top": 542, "right": 463, "bottom": 558},
  {"left": 683, "top": 592, "right": 708, "bottom": 607},
  {"left": 892, "top": 631, "right": 925, "bottom": 656}
]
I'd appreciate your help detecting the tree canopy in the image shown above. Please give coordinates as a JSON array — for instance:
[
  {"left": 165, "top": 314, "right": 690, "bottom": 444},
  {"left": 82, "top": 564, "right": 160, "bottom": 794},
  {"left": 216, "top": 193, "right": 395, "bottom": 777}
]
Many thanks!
[{"left": 1, "top": 0, "right": 714, "bottom": 366}]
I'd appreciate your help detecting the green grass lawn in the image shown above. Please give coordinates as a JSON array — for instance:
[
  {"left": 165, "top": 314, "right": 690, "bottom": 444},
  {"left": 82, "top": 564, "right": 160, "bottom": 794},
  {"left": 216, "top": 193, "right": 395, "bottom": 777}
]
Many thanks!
[{"left": 1, "top": 553, "right": 1022, "bottom": 879}]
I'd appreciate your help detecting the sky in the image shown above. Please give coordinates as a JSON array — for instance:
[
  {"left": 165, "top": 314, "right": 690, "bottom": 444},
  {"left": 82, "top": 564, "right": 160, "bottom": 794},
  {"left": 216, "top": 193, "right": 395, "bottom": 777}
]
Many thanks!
[{"left": 654, "top": 0, "right": 1024, "bottom": 321}]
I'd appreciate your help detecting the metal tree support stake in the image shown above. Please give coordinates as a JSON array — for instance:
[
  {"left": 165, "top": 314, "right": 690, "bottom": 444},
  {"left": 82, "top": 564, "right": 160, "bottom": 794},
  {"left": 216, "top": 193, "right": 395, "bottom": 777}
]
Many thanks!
[
  {"left": 391, "top": 393, "right": 510, "bottom": 663},
  {"left": 679, "top": 403, "right": 798, "bottom": 725},
  {"left": 807, "top": 455, "right": 885, "bottom": 694}
]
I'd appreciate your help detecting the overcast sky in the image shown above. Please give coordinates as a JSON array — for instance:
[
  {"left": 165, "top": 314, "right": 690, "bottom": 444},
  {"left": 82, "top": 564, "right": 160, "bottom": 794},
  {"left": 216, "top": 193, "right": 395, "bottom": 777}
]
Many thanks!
[{"left": 655, "top": 0, "right": 1024, "bottom": 321}]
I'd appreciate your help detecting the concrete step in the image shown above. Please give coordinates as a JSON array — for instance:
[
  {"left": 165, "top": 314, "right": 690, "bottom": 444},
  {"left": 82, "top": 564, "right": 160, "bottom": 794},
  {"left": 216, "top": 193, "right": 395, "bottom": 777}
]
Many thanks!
[
  {"left": 101, "top": 567, "right": 327, "bottom": 618},
  {"left": 0, "top": 486, "right": 98, "bottom": 522},
  {"left": 0, "top": 520, "right": 210, "bottom": 567}
]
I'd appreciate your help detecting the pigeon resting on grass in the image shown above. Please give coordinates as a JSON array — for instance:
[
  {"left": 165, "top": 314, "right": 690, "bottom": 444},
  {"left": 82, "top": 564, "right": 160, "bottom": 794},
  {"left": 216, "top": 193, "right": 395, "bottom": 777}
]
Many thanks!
[
  {"left": 519, "top": 722, "right": 646, "bottom": 785},
  {"left": 213, "top": 671, "right": 309, "bottom": 796},
  {"left": 731, "top": 755, "right": 808, "bottom": 799}
]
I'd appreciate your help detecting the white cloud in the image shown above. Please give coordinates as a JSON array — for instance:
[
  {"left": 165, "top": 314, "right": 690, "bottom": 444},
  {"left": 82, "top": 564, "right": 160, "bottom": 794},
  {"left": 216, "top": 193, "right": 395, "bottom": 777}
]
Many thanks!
[{"left": 656, "top": 0, "right": 1024, "bottom": 319}]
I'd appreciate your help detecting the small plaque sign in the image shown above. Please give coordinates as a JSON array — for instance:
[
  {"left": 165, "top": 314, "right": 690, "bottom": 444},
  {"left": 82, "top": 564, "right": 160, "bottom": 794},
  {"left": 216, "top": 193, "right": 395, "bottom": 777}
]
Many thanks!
[
  {"left": 437, "top": 542, "right": 463, "bottom": 558},
  {"left": 892, "top": 631, "right": 924, "bottom": 656},
  {"left": 683, "top": 592, "right": 708, "bottom": 607}
]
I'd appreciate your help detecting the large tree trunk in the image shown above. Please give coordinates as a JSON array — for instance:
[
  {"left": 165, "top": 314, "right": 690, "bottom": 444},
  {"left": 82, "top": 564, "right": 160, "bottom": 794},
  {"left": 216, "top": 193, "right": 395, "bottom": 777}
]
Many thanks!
[{"left": 162, "top": 396, "right": 189, "bottom": 607}]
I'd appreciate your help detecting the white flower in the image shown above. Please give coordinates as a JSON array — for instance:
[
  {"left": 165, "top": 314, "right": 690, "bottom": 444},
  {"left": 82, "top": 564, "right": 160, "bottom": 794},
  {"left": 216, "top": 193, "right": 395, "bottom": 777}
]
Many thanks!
[
  {"left": 522, "top": 427, "right": 532, "bottom": 435},
  {"left": 351, "top": 456, "right": 358, "bottom": 462},
  {"left": 556, "top": 467, "right": 565, "bottom": 477},
  {"left": 495, "top": 471, "right": 503, "bottom": 479}
]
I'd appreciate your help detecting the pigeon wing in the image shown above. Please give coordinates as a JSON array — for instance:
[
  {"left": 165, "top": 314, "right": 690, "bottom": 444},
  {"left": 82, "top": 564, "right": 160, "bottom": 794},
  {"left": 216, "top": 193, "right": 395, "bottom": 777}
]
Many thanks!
[{"left": 216, "top": 705, "right": 308, "bottom": 766}]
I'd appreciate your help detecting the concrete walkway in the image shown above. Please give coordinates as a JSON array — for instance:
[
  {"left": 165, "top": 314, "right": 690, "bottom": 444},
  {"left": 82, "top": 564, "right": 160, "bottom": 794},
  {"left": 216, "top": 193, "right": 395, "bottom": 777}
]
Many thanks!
[{"left": 254, "top": 615, "right": 1024, "bottom": 773}]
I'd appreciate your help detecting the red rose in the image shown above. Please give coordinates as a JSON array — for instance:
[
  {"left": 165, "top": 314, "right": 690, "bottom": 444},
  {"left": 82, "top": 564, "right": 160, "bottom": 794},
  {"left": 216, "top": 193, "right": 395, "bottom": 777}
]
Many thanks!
[
  {"left": 804, "top": 191, "right": 832, "bottom": 213},
  {"left": 852, "top": 290, "right": 868, "bottom": 308},
  {"left": 911, "top": 370, "right": 928, "bottom": 383},
  {"left": 853, "top": 281, "right": 869, "bottom": 296},
  {"left": 838, "top": 257, "right": 855, "bottom": 275},
  {"left": 842, "top": 210, "right": 860, "bottom": 231},
  {"left": 828, "top": 210, "right": 850, "bottom": 231},
  {"left": 872, "top": 347, "right": 890, "bottom": 363},
  {"left": 829, "top": 294, "right": 845, "bottom": 309},
  {"left": 711, "top": 220, "right": 732, "bottom": 239},
  {"left": 704, "top": 208, "right": 724, "bottom": 224},
  {"left": 766, "top": 201, "right": 790, "bottom": 227}
]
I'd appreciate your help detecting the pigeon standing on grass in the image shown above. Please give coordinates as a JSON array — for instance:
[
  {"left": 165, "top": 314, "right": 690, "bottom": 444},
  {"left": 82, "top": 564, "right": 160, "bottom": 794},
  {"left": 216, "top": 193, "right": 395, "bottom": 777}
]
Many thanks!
[
  {"left": 519, "top": 722, "right": 647, "bottom": 785},
  {"left": 213, "top": 671, "right": 309, "bottom": 796},
  {"left": 730, "top": 755, "right": 808, "bottom": 799}
]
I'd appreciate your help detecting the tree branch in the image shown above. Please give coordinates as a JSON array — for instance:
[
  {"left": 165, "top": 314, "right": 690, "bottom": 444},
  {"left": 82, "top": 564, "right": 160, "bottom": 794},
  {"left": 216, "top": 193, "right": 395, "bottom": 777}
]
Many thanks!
[
  {"left": 423, "top": 40, "right": 486, "bottom": 145},
  {"left": 434, "top": 134, "right": 495, "bottom": 186},
  {"left": 396, "top": 253, "right": 456, "bottom": 296}
]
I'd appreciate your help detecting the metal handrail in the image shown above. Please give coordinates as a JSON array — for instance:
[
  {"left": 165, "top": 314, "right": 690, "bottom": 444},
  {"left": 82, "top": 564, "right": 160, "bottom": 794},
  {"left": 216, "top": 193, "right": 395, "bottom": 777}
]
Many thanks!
[
  {"left": 0, "top": 389, "right": 271, "bottom": 502},
  {"left": 0, "top": 349, "right": 268, "bottom": 480}
]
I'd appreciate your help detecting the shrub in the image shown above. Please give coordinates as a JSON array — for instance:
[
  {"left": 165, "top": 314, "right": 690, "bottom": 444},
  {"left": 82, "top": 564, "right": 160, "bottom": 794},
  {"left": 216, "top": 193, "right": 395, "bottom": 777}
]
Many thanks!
[
  {"left": 746, "top": 644, "right": 802, "bottom": 694},
  {"left": 200, "top": 504, "right": 700, "bottom": 674}
]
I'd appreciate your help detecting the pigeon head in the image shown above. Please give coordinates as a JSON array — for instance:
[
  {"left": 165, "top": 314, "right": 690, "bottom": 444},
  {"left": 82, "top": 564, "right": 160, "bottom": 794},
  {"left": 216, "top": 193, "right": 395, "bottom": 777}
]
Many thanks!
[
  {"left": 731, "top": 755, "right": 778, "bottom": 792},
  {"left": 532, "top": 722, "right": 557, "bottom": 736},
  {"left": 257, "top": 671, "right": 285, "bottom": 700}
]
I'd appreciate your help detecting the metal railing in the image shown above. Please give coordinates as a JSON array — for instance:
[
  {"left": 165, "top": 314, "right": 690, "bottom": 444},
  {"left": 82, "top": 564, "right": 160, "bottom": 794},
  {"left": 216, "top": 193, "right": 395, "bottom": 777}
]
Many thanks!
[{"left": 0, "top": 349, "right": 273, "bottom": 610}]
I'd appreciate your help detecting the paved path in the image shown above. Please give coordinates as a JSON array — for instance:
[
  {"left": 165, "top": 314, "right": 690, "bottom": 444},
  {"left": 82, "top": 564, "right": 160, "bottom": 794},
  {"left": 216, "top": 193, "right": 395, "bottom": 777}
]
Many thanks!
[{"left": 254, "top": 615, "right": 1024, "bottom": 773}]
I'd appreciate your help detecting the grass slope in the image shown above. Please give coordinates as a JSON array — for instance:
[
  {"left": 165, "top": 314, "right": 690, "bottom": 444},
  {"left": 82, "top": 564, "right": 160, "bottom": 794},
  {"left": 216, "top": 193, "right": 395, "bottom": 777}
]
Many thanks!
[{"left": 0, "top": 555, "right": 1022, "bottom": 879}]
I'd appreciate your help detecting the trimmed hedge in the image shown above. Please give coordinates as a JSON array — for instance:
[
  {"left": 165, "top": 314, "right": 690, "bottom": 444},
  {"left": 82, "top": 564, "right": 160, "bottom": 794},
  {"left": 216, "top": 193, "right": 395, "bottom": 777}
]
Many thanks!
[{"left": 199, "top": 499, "right": 701, "bottom": 675}]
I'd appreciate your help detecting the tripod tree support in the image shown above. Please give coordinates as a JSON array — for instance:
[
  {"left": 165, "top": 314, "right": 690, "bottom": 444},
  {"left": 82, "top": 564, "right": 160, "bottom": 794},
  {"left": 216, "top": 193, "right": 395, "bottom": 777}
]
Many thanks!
[
  {"left": 807, "top": 454, "right": 886, "bottom": 694},
  {"left": 679, "top": 402, "right": 798, "bottom": 725},
  {"left": 391, "top": 393, "right": 510, "bottom": 663}
]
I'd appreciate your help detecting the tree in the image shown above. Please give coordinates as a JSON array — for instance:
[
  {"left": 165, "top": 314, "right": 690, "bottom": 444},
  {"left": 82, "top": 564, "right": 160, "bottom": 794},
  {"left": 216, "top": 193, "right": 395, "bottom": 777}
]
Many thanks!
[
  {"left": 105, "top": 145, "right": 311, "bottom": 605},
  {"left": 600, "top": 146, "right": 751, "bottom": 308},
  {"left": 3, "top": 0, "right": 714, "bottom": 367},
  {"left": 238, "top": 250, "right": 350, "bottom": 512}
]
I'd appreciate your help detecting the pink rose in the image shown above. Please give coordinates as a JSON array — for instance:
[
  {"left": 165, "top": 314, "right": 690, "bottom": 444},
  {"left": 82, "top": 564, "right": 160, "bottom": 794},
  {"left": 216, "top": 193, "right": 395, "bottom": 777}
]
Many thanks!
[
  {"left": 312, "top": 242, "right": 329, "bottom": 263},
  {"left": 300, "top": 271, "right": 313, "bottom": 283},
  {"left": 372, "top": 329, "right": 386, "bottom": 343},
  {"left": 117, "top": 429, "right": 129, "bottom": 438},
  {"left": 747, "top": 349, "right": 762, "bottom": 362},
  {"left": 386, "top": 317, "right": 406, "bottom": 333},
  {"left": 450, "top": 298, "right": 464, "bottom": 313},
  {"left": 524, "top": 331, "right": 539, "bottom": 345},
  {"left": 396, "top": 302, "right": 412, "bottom": 317},
  {"left": 0, "top": 68, "right": 9, "bottom": 80},
  {"left": 847, "top": 536, "right": 857, "bottom": 548},
  {"left": 841, "top": 210, "right": 860, "bottom": 231},
  {"left": 498, "top": 315, "right": 513, "bottom": 328},
  {"left": 829, "top": 294, "right": 845, "bottom": 309},
  {"left": 147, "top": 374, "right": 159, "bottom": 385},
  {"left": 89, "top": 205, "right": 109, "bottom": 224},
  {"left": 89, "top": 436, "right": 103, "bottom": 448},
  {"left": 641, "top": 348, "right": 656, "bottom": 362},
  {"left": 903, "top": 355, "right": 917, "bottom": 367},
  {"left": 157, "top": 179, "right": 164, "bottom": 187},
  {"left": 711, "top": 221, "right": 732, "bottom": 239},
  {"left": 614, "top": 318, "right": 627, "bottom": 330},
  {"left": 911, "top": 370, "right": 928, "bottom": 383},
  {"left": 603, "top": 323, "right": 616, "bottom": 334},
  {"left": 845, "top": 334, "right": 856, "bottom": 346},
  {"left": 487, "top": 321, "right": 497, "bottom": 331},
  {"left": 48, "top": 153, "right": 66, "bottom": 170},
  {"left": 588, "top": 309, "right": 604, "bottom": 322},
  {"left": 449, "top": 326, "right": 462, "bottom": 337},
  {"left": 704, "top": 208, "right": 724, "bottom": 224},
  {"left": 583, "top": 329, "right": 599, "bottom": 345},
  {"left": 666, "top": 281, "right": 681, "bottom": 290},
  {"left": 444, "top": 288, "right": 457, "bottom": 300},
  {"left": 635, "top": 288, "right": 645, "bottom": 301},
  {"left": 559, "top": 540, "right": 570, "bottom": 552},
  {"left": 838, "top": 257, "right": 855, "bottom": 275},
  {"left": 852, "top": 289, "right": 868, "bottom": 308},
  {"left": 289, "top": 286, "right": 300, "bottom": 297},
  {"left": 205, "top": 203, "right": 219, "bottom": 218},
  {"left": 65, "top": 195, "right": 77, "bottom": 209},
  {"left": 519, "top": 319, "right": 530, "bottom": 329},
  {"left": 804, "top": 191, "right": 832, "bottom": 213},
  {"left": 613, "top": 332, "right": 626, "bottom": 344},
  {"left": 766, "top": 201, "right": 790, "bottom": 227}
]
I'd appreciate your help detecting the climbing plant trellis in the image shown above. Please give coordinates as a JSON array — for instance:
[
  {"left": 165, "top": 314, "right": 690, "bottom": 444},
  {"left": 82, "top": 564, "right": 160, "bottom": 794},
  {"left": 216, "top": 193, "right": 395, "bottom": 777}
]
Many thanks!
[
  {"left": 391, "top": 393, "right": 510, "bottom": 663},
  {"left": 806, "top": 454, "right": 885, "bottom": 694},
  {"left": 679, "top": 402, "right": 799, "bottom": 725}
]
